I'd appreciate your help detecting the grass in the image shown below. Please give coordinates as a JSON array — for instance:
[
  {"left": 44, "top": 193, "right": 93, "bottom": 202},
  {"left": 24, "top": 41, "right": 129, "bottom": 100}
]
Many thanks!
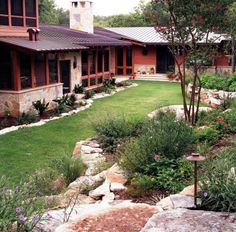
[{"left": 0, "top": 81, "right": 183, "bottom": 184}]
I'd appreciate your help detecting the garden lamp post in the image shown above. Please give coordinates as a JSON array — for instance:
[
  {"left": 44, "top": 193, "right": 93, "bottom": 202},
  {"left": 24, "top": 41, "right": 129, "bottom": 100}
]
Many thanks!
[{"left": 186, "top": 153, "right": 205, "bottom": 208}]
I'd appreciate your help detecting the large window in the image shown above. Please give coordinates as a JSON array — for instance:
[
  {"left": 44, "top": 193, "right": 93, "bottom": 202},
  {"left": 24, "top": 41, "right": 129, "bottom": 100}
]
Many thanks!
[
  {"left": 48, "top": 53, "right": 58, "bottom": 84},
  {"left": 82, "top": 51, "right": 88, "bottom": 76},
  {"left": 20, "top": 53, "right": 32, "bottom": 89},
  {"left": 0, "top": 0, "right": 37, "bottom": 27},
  {"left": 89, "top": 51, "right": 96, "bottom": 75},
  {"left": 104, "top": 50, "right": 109, "bottom": 72},
  {"left": 0, "top": 48, "right": 13, "bottom": 90},
  {"left": 116, "top": 47, "right": 133, "bottom": 76},
  {"left": 97, "top": 50, "right": 103, "bottom": 73}
]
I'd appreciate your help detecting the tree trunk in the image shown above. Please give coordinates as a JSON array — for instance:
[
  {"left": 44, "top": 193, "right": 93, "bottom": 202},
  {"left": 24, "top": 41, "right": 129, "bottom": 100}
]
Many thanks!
[{"left": 232, "top": 36, "right": 235, "bottom": 73}]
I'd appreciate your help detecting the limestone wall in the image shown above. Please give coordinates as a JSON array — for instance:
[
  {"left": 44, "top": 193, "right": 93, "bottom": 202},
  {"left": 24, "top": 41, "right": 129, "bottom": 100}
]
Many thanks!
[
  {"left": 134, "top": 64, "right": 156, "bottom": 74},
  {"left": 0, "top": 83, "right": 63, "bottom": 117},
  {"left": 59, "top": 52, "right": 82, "bottom": 92}
]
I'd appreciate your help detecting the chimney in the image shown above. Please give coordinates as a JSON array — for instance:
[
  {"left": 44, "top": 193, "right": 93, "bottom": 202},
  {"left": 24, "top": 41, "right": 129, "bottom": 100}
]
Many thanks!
[
  {"left": 27, "top": 28, "right": 40, "bottom": 41},
  {"left": 70, "top": 1, "right": 94, "bottom": 33}
]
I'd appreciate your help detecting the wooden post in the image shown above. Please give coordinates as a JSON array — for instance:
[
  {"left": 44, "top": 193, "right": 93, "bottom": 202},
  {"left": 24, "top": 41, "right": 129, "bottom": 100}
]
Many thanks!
[
  {"left": 8, "top": 0, "right": 12, "bottom": 27},
  {"left": 45, "top": 54, "right": 50, "bottom": 85},
  {"left": 12, "top": 51, "right": 21, "bottom": 91},
  {"left": 57, "top": 53, "right": 60, "bottom": 83},
  {"left": 88, "top": 51, "right": 90, "bottom": 88}
]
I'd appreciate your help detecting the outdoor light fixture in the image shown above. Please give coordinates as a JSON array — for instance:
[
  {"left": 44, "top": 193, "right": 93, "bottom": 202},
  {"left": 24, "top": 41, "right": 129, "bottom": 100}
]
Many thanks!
[{"left": 186, "top": 153, "right": 205, "bottom": 208}]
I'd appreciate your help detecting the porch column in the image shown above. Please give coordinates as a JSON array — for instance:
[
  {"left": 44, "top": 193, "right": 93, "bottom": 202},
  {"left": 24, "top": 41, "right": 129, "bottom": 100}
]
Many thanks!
[
  {"left": 12, "top": 51, "right": 21, "bottom": 91},
  {"left": 45, "top": 53, "right": 50, "bottom": 85}
]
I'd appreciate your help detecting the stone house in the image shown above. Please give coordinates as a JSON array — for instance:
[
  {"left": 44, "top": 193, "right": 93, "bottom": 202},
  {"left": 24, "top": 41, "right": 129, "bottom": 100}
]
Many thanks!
[{"left": 0, "top": 0, "right": 232, "bottom": 116}]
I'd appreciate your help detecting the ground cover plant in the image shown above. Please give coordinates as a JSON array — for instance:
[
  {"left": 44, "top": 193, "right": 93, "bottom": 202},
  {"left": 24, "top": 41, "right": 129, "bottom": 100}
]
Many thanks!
[{"left": 0, "top": 81, "right": 183, "bottom": 185}]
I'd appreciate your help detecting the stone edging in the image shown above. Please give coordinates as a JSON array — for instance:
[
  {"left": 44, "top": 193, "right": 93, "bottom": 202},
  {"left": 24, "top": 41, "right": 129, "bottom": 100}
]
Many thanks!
[{"left": 0, "top": 83, "right": 138, "bottom": 136}]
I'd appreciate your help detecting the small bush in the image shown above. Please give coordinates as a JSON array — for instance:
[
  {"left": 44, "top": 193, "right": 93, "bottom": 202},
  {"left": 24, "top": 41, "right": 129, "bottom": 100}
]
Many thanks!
[
  {"left": 116, "top": 80, "right": 133, "bottom": 87},
  {"left": 32, "top": 99, "right": 49, "bottom": 116},
  {"left": 0, "top": 176, "right": 45, "bottom": 231},
  {"left": 84, "top": 90, "right": 95, "bottom": 99},
  {"left": 93, "top": 115, "right": 145, "bottom": 152},
  {"left": 127, "top": 173, "right": 157, "bottom": 197},
  {"left": 53, "top": 156, "right": 86, "bottom": 185},
  {"left": 200, "top": 147, "right": 236, "bottom": 212},
  {"left": 73, "top": 84, "right": 84, "bottom": 94},
  {"left": 18, "top": 112, "right": 38, "bottom": 125},
  {"left": 53, "top": 95, "right": 73, "bottom": 113},
  {"left": 194, "top": 127, "right": 220, "bottom": 145},
  {"left": 201, "top": 73, "right": 228, "bottom": 90}
]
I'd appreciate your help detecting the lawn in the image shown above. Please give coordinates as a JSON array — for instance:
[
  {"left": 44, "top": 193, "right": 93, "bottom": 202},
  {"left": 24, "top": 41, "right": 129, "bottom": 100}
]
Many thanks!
[{"left": 0, "top": 81, "right": 183, "bottom": 184}]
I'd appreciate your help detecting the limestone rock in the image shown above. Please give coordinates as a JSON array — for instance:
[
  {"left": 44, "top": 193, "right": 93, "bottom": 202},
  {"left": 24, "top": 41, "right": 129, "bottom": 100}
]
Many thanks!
[
  {"left": 105, "top": 163, "right": 128, "bottom": 185},
  {"left": 72, "top": 141, "right": 85, "bottom": 158},
  {"left": 89, "top": 182, "right": 110, "bottom": 200},
  {"left": 156, "top": 196, "right": 174, "bottom": 210},
  {"left": 81, "top": 145, "right": 103, "bottom": 154},
  {"left": 141, "top": 208, "right": 236, "bottom": 232},
  {"left": 102, "top": 192, "right": 115, "bottom": 202},
  {"left": 170, "top": 194, "right": 201, "bottom": 209},
  {"left": 110, "top": 182, "right": 127, "bottom": 192},
  {"left": 179, "top": 184, "right": 200, "bottom": 197}
]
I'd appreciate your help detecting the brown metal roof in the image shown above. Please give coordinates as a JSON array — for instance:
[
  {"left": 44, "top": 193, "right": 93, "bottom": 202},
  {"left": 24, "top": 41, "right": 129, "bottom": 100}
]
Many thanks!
[{"left": 0, "top": 24, "right": 131, "bottom": 52}]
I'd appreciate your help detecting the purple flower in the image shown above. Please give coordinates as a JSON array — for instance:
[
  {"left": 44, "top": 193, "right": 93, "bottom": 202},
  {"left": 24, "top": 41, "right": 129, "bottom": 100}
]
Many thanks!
[
  {"left": 47, "top": 212, "right": 53, "bottom": 220},
  {"left": 14, "top": 186, "right": 19, "bottom": 193},
  {"left": 16, "top": 207, "right": 21, "bottom": 213},
  {"left": 18, "top": 214, "right": 26, "bottom": 221},
  {"left": 203, "top": 192, "right": 208, "bottom": 198},
  {"left": 33, "top": 215, "right": 40, "bottom": 222}
]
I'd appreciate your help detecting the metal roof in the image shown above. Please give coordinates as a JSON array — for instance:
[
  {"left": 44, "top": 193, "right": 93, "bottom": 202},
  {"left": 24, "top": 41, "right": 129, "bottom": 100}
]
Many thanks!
[
  {"left": 0, "top": 24, "right": 130, "bottom": 52},
  {"left": 103, "top": 27, "right": 229, "bottom": 44}
]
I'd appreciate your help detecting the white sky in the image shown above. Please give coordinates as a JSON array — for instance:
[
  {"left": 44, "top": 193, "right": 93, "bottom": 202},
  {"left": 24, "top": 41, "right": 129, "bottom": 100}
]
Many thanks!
[{"left": 54, "top": 0, "right": 149, "bottom": 16}]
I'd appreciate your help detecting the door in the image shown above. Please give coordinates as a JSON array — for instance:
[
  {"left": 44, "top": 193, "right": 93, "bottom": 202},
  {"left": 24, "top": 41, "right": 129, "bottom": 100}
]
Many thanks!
[
  {"left": 156, "top": 46, "right": 174, "bottom": 73},
  {"left": 60, "top": 60, "right": 71, "bottom": 94}
]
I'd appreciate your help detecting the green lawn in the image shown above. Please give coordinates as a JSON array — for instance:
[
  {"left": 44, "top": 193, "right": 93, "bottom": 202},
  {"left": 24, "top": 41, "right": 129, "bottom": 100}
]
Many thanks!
[{"left": 0, "top": 81, "right": 183, "bottom": 184}]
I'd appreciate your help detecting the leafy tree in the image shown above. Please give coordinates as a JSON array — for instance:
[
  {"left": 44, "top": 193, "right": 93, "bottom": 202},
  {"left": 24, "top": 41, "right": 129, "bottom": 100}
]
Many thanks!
[{"left": 152, "top": 0, "right": 234, "bottom": 125}]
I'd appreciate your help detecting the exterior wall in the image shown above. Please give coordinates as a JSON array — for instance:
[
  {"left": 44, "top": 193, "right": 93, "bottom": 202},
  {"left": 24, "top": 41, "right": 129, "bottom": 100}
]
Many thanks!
[
  {"left": 0, "top": 83, "right": 63, "bottom": 117},
  {"left": 59, "top": 51, "right": 82, "bottom": 91},
  {"left": 133, "top": 45, "right": 156, "bottom": 74},
  {"left": 70, "top": 1, "right": 94, "bottom": 33}
]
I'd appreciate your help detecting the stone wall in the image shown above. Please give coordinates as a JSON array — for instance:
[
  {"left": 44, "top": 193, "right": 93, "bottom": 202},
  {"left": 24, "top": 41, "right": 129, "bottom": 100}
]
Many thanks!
[
  {"left": 0, "top": 83, "right": 63, "bottom": 117},
  {"left": 59, "top": 52, "right": 82, "bottom": 92},
  {"left": 134, "top": 64, "right": 156, "bottom": 74}
]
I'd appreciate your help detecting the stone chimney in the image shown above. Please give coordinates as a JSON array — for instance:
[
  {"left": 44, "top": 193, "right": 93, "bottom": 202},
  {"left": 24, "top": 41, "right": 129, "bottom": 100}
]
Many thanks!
[{"left": 70, "top": 1, "right": 94, "bottom": 33}]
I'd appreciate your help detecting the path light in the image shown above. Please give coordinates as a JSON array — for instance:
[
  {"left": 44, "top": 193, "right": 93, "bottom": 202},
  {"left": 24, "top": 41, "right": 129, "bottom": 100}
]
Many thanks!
[{"left": 186, "top": 153, "right": 205, "bottom": 208}]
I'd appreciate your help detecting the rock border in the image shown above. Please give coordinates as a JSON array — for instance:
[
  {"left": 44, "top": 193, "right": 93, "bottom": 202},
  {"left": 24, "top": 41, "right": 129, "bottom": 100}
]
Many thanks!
[{"left": 0, "top": 83, "right": 138, "bottom": 136}]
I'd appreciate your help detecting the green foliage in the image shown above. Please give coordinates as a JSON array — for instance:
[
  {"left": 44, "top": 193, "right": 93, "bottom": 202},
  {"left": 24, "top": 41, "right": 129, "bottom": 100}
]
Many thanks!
[
  {"left": 0, "top": 176, "right": 45, "bottom": 231},
  {"left": 18, "top": 112, "right": 38, "bottom": 125},
  {"left": 53, "top": 94, "right": 74, "bottom": 113},
  {"left": 194, "top": 127, "right": 220, "bottom": 145},
  {"left": 84, "top": 90, "right": 95, "bottom": 99},
  {"left": 32, "top": 99, "right": 49, "bottom": 116},
  {"left": 73, "top": 84, "right": 85, "bottom": 94},
  {"left": 102, "top": 79, "right": 116, "bottom": 93},
  {"left": 127, "top": 173, "right": 157, "bottom": 197},
  {"left": 116, "top": 80, "right": 133, "bottom": 87},
  {"left": 53, "top": 156, "right": 86, "bottom": 186},
  {"left": 27, "top": 168, "right": 64, "bottom": 196},
  {"left": 200, "top": 147, "right": 236, "bottom": 212},
  {"left": 149, "top": 111, "right": 195, "bottom": 159},
  {"left": 93, "top": 115, "right": 145, "bottom": 152},
  {"left": 201, "top": 73, "right": 228, "bottom": 90}
]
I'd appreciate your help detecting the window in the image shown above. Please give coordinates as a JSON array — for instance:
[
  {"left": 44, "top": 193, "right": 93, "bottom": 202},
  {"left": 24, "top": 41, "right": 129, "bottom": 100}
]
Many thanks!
[
  {"left": 11, "top": 0, "right": 23, "bottom": 16},
  {"left": 20, "top": 53, "right": 32, "bottom": 89},
  {"left": 89, "top": 51, "right": 96, "bottom": 75},
  {"left": 97, "top": 50, "right": 103, "bottom": 73},
  {"left": 35, "top": 54, "right": 46, "bottom": 87},
  {"left": 0, "top": 0, "right": 8, "bottom": 14},
  {"left": 0, "top": 0, "right": 37, "bottom": 27},
  {"left": 72, "top": 1, "right": 78, "bottom": 8},
  {"left": 82, "top": 78, "right": 88, "bottom": 87},
  {"left": 48, "top": 53, "right": 58, "bottom": 84},
  {"left": 104, "top": 50, "right": 109, "bottom": 72},
  {"left": 126, "top": 48, "right": 132, "bottom": 66},
  {"left": 117, "top": 48, "right": 123, "bottom": 66},
  {"left": 82, "top": 51, "right": 88, "bottom": 76},
  {"left": 90, "top": 78, "right": 96, "bottom": 86},
  {"left": 0, "top": 48, "right": 13, "bottom": 90}
]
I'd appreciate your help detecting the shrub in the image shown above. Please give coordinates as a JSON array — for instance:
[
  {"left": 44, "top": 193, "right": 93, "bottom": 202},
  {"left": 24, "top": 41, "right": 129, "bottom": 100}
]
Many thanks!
[
  {"left": 32, "top": 99, "right": 49, "bottom": 116},
  {"left": 84, "top": 90, "right": 95, "bottom": 99},
  {"left": 127, "top": 173, "right": 157, "bottom": 197},
  {"left": 149, "top": 111, "right": 195, "bottom": 159},
  {"left": 194, "top": 127, "right": 220, "bottom": 145},
  {"left": 68, "top": 94, "right": 77, "bottom": 107},
  {"left": 27, "top": 168, "right": 64, "bottom": 196},
  {"left": 200, "top": 147, "right": 236, "bottom": 212},
  {"left": 103, "top": 79, "right": 116, "bottom": 93},
  {"left": 116, "top": 80, "right": 133, "bottom": 87},
  {"left": 201, "top": 73, "right": 228, "bottom": 90},
  {"left": 18, "top": 112, "right": 38, "bottom": 125},
  {"left": 0, "top": 176, "right": 45, "bottom": 231},
  {"left": 53, "top": 95, "right": 73, "bottom": 113},
  {"left": 93, "top": 115, "right": 145, "bottom": 152},
  {"left": 53, "top": 156, "right": 86, "bottom": 185},
  {"left": 73, "top": 84, "right": 84, "bottom": 94}
]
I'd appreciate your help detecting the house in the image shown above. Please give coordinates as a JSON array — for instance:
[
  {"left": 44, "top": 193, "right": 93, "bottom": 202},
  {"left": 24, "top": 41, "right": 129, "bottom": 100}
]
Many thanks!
[
  {"left": 0, "top": 0, "right": 130, "bottom": 117},
  {"left": 0, "top": 0, "right": 232, "bottom": 117}
]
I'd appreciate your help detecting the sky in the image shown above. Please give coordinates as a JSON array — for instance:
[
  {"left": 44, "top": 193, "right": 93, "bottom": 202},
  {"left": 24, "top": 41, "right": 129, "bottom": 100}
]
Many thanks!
[{"left": 54, "top": 0, "right": 149, "bottom": 16}]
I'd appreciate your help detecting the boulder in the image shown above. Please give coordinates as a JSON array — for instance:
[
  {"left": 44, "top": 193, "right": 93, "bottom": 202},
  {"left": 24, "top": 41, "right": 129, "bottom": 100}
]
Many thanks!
[
  {"left": 81, "top": 145, "right": 103, "bottom": 154},
  {"left": 179, "top": 184, "right": 200, "bottom": 197},
  {"left": 170, "top": 194, "right": 200, "bottom": 209},
  {"left": 89, "top": 182, "right": 110, "bottom": 200},
  {"left": 105, "top": 163, "right": 128, "bottom": 185},
  {"left": 102, "top": 192, "right": 115, "bottom": 202},
  {"left": 156, "top": 196, "right": 174, "bottom": 210},
  {"left": 72, "top": 141, "right": 85, "bottom": 158},
  {"left": 141, "top": 208, "right": 236, "bottom": 232},
  {"left": 110, "top": 183, "right": 127, "bottom": 192}
]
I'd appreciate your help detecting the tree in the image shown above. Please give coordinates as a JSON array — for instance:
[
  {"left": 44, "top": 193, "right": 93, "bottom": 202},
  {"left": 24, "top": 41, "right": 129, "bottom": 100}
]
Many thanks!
[{"left": 152, "top": 0, "right": 234, "bottom": 125}]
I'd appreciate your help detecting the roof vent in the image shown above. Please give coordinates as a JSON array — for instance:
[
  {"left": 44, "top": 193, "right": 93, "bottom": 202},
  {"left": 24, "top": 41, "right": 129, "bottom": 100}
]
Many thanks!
[{"left": 27, "top": 28, "right": 40, "bottom": 41}]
